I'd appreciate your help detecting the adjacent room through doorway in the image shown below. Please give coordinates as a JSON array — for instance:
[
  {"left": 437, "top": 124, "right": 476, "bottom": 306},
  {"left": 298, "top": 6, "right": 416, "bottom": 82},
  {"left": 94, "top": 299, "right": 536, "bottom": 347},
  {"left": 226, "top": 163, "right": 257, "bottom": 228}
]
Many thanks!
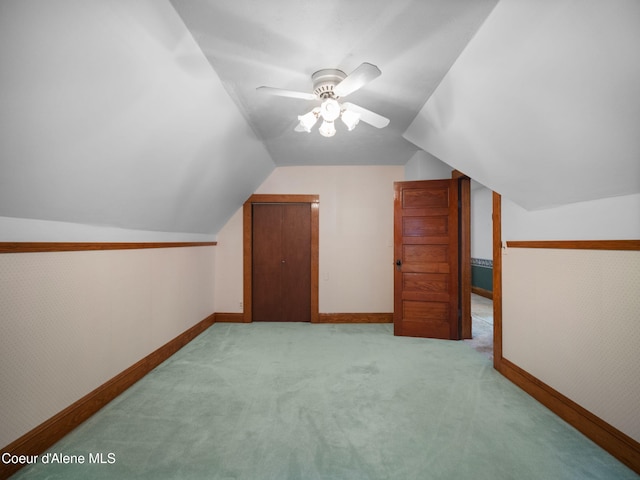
[
  {"left": 466, "top": 293, "right": 494, "bottom": 359},
  {"left": 464, "top": 181, "right": 495, "bottom": 358}
]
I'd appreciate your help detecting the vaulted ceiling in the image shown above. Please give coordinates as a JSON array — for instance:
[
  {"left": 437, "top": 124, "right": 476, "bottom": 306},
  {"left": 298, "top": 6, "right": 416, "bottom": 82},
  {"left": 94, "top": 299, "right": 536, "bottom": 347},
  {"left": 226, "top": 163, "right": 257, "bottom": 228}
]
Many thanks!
[
  {"left": 1, "top": 0, "right": 638, "bottom": 237},
  {"left": 405, "top": 0, "right": 640, "bottom": 210},
  {"left": 169, "top": 0, "right": 498, "bottom": 167}
]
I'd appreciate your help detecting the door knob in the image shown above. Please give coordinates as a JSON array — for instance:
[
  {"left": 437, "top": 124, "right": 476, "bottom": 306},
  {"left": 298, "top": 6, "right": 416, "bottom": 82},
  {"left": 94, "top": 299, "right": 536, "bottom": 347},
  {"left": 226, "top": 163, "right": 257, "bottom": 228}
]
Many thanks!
[{"left": 395, "top": 259, "right": 402, "bottom": 271}]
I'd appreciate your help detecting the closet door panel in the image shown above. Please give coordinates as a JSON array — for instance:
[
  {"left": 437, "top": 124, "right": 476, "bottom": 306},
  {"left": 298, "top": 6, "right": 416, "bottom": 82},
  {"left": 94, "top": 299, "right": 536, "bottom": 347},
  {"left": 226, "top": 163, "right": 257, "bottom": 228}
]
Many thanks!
[
  {"left": 282, "top": 204, "right": 311, "bottom": 322},
  {"left": 252, "top": 204, "right": 283, "bottom": 321}
]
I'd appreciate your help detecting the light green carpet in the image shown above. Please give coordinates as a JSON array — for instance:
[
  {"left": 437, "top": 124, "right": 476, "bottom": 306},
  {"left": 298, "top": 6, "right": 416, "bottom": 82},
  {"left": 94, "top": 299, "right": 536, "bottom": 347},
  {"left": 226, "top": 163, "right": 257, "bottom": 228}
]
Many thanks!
[{"left": 12, "top": 323, "right": 638, "bottom": 479}]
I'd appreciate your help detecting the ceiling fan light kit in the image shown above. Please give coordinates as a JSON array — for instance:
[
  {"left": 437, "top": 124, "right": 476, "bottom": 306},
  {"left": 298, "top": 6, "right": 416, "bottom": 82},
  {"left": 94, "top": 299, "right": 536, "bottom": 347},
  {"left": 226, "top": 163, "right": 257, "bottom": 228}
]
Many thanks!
[
  {"left": 258, "top": 62, "right": 389, "bottom": 137},
  {"left": 297, "top": 99, "right": 360, "bottom": 137}
]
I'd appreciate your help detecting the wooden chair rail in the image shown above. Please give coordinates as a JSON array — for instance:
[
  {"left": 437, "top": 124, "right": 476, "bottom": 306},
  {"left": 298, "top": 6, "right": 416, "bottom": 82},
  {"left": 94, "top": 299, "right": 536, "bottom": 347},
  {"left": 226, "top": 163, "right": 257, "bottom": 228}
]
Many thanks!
[{"left": 0, "top": 242, "right": 217, "bottom": 254}]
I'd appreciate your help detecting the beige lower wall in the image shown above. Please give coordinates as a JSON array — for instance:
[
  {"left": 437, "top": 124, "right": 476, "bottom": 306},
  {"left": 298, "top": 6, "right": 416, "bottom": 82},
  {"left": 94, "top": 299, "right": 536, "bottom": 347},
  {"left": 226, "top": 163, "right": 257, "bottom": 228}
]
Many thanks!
[
  {"left": 503, "top": 247, "right": 640, "bottom": 442},
  {"left": 214, "top": 165, "right": 404, "bottom": 314},
  {"left": 0, "top": 246, "right": 216, "bottom": 448}
]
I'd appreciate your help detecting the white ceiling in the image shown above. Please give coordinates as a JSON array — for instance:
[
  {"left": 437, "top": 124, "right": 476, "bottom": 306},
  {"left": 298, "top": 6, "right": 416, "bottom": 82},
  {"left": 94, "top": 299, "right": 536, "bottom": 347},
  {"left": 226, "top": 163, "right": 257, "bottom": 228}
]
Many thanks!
[
  {"left": 1, "top": 0, "right": 638, "bottom": 237},
  {"left": 405, "top": 0, "right": 640, "bottom": 210},
  {"left": 169, "top": 0, "right": 499, "bottom": 166},
  {"left": 0, "top": 0, "right": 275, "bottom": 236}
]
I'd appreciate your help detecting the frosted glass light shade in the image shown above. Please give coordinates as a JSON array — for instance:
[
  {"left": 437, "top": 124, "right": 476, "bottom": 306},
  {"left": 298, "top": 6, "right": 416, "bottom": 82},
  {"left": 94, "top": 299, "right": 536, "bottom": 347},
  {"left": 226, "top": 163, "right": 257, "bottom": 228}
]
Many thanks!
[
  {"left": 318, "top": 120, "right": 336, "bottom": 137},
  {"left": 297, "top": 109, "right": 319, "bottom": 133},
  {"left": 341, "top": 109, "right": 360, "bottom": 131}
]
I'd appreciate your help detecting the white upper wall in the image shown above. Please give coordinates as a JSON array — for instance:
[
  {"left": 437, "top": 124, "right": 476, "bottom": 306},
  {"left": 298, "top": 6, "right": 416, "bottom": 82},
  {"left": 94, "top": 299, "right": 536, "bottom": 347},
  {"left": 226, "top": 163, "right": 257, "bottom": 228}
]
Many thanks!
[
  {"left": 403, "top": 150, "right": 453, "bottom": 181},
  {"left": 404, "top": 0, "right": 640, "bottom": 211},
  {"left": 471, "top": 186, "right": 493, "bottom": 259},
  {"left": 0, "top": 216, "right": 217, "bottom": 242},
  {"left": 214, "top": 166, "right": 404, "bottom": 314},
  {"left": 503, "top": 192, "right": 640, "bottom": 241},
  {"left": 0, "top": 0, "right": 274, "bottom": 238}
]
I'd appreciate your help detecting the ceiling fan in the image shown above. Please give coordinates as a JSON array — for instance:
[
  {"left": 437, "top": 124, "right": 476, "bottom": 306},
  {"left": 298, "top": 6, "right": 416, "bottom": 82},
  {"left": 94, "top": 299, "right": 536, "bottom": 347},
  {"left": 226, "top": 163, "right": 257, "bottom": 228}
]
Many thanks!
[{"left": 257, "top": 62, "right": 390, "bottom": 137}]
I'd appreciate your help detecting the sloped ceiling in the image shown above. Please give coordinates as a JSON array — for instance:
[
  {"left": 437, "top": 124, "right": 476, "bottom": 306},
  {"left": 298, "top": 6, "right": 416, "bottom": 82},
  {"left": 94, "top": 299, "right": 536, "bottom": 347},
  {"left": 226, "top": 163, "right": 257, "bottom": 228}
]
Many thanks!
[
  {"left": 0, "top": 0, "right": 500, "bottom": 237},
  {"left": 1, "top": 0, "right": 637, "bottom": 238},
  {"left": 404, "top": 0, "right": 640, "bottom": 210},
  {"left": 169, "top": 0, "right": 498, "bottom": 167},
  {"left": 0, "top": 0, "right": 274, "bottom": 236}
]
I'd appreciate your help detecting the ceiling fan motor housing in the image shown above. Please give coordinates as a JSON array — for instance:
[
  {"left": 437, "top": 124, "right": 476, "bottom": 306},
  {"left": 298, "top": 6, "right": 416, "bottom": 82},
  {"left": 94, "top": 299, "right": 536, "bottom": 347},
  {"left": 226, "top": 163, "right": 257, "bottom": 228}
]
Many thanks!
[{"left": 312, "top": 69, "right": 346, "bottom": 98}]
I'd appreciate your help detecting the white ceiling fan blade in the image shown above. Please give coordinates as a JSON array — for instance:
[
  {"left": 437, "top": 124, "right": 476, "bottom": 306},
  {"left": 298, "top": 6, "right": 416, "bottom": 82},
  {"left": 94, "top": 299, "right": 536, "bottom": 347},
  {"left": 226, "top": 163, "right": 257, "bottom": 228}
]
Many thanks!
[
  {"left": 342, "top": 102, "right": 390, "bottom": 129},
  {"left": 257, "top": 86, "right": 316, "bottom": 101},
  {"left": 333, "top": 63, "right": 381, "bottom": 98}
]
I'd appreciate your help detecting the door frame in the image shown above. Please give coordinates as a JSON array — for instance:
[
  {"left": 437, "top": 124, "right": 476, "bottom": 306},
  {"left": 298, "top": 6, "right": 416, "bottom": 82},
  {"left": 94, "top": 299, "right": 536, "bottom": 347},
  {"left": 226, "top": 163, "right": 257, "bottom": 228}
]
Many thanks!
[
  {"left": 452, "top": 171, "right": 503, "bottom": 366},
  {"left": 452, "top": 170, "right": 472, "bottom": 339},
  {"left": 243, "top": 194, "right": 319, "bottom": 323},
  {"left": 492, "top": 192, "right": 503, "bottom": 370}
]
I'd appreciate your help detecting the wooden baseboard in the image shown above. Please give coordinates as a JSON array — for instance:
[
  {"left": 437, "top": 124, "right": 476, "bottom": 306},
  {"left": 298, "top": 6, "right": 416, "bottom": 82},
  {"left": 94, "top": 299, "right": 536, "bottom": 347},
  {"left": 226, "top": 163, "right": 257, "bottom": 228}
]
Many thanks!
[
  {"left": 471, "top": 286, "right": 493, "bottom": 300},
  {"left": 212, "top": 313, "right": 391, "bottom": 324},
  {"left": 213, "top": 312, "right": 246, "bottom": 323},
  {"left": 0, "top": 313, "right": 215, "bottom": 480},
  {"left": 316, "top": 313, "right": 393, "bottom": 323},
  {"left": 496, "top": 357, "right": 640, "bottom": 474}
]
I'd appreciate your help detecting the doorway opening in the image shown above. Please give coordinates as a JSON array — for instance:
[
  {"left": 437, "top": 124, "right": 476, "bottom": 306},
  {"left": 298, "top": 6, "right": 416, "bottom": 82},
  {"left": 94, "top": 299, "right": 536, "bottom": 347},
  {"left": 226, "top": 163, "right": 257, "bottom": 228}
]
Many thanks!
[
  {"left": 464, "top": 179, "right": 495, "bottom": 359},
  {"left": 392, "top": 173, "right": 499, "bottom": 360},
  {"left": 467, "top": 293, "right": 494, "bottom": 359}
]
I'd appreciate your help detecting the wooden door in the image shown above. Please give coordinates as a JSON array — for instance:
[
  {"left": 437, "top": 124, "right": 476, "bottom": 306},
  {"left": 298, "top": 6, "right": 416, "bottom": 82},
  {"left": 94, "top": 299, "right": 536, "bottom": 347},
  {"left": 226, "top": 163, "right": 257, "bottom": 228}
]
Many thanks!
[
  {"left": 393, "top": 179, "right": 460, "bottom": 339},
  {"left": 252, "top": 203, "right": 311, "bottom": 322}
]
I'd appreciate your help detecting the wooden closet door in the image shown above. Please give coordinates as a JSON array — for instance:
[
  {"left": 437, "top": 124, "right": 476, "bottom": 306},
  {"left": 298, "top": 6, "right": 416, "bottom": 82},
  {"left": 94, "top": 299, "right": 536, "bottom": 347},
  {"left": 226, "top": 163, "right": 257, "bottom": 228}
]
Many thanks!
[
  {"left": 252, "top": 204, "right": 283, "bottom": 322},
  {"left": 252, "top": 203, "right": 311, "bottom": 322}
]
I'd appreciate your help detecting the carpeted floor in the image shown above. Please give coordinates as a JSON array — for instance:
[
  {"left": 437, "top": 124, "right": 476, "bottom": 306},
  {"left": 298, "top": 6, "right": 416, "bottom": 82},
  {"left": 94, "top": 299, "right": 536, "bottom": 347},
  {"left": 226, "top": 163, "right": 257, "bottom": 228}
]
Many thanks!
[{"left": 11, "top": 323, "right": 637, "bottom": 479}]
